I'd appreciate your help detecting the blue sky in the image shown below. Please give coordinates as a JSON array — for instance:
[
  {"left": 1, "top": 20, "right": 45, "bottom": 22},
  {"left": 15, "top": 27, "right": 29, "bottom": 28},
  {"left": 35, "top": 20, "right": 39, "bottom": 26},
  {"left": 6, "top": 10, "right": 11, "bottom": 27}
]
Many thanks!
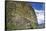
[
  {"left": 31, "top": 2, "right": 45, "bottom": 10},
  {"left": 27, "top": 2, "right": 45, "bottom": 24}
]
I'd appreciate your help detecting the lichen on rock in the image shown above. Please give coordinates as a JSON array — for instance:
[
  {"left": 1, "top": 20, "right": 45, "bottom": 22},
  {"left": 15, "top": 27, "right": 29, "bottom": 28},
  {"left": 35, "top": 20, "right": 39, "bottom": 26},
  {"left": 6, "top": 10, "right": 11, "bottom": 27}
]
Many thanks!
[{"left": 6, "top": 1, "right": 38, "bottom": 30}]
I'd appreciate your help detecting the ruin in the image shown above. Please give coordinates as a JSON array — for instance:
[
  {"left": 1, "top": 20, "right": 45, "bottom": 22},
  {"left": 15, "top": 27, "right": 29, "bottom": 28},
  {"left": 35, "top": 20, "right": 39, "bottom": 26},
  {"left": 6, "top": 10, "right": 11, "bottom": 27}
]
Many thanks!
[{"left": 6, "top": 1, "right": 38, "bottom": 30}]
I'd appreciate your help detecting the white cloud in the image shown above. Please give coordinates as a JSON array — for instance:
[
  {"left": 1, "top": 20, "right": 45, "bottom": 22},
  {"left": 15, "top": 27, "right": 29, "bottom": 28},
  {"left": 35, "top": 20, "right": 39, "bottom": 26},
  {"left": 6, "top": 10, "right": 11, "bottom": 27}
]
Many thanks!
[
  {"left": 45, "top": 8, "right": 46, "bottom": 23},
  {"left": 35, "top": 9, "right": 44, "bottom": 24}
]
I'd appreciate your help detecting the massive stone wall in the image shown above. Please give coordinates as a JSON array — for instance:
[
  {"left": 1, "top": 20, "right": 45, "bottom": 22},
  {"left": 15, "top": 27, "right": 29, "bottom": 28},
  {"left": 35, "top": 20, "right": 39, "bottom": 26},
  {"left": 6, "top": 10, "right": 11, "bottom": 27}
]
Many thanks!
[{"left": 6, "top": 1, "right": 38, "bottom": 30}]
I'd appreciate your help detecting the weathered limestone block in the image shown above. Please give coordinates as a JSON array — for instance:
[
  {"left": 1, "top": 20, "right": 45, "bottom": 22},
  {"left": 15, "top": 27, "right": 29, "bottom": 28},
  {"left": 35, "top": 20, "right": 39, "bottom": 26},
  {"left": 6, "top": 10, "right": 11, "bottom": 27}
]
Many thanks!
[{"left": 6, "top": 1, "right": 38, "bottom": 30}]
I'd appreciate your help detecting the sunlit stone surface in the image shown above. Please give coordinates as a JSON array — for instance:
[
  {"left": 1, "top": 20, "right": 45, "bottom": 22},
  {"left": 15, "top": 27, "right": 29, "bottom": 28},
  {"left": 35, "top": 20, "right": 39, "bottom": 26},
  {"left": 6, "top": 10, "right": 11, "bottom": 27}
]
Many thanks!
[{"left": 6, "top": 1, "right": 38, "bottom": 30}]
